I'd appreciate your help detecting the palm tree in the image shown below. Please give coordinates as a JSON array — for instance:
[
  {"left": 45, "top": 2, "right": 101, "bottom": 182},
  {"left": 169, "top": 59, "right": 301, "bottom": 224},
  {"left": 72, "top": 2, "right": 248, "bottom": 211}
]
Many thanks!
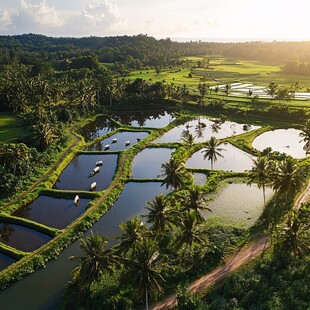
[
  {"left": 160, "top": 158, "right": 186, "bottom": 190},
  {"left": 69, "top": 232, "right": 119, "bottom": 289},
  {"left": 116, "top": 216, "right": 147, "bottom": 256},
  {"left": 266, "top": 82, "right": 278, "bottom": 98},
  {"left": 145, "top": 194, "right": 178, "bottom": 234},
  {"left": 299, "top": 120, "right": 310, "bottom": 155},
  {"left": 124, "top": 239, "right": 165, "bottom": 310},
  {"left": 201, "top": 136, "right": 225, "bottom": 170},
  {"left": 180, "top": 185, "right": 211, "bottom": 223},
  {"left": 271, "top": 158, "right": 303, "bottom": 203},
  {"left": 248, "top": 156, "right": 272, "bottom": 207},
  {"left": 181, "top": 131, "right": 196, "bottom": 147},
  {"left": 276, "top": 203, "right": 310, "bottom": 257},
  {"left": 223, "top": 83, "right": 231, "bottom": 96},
  {"left": 174, "top": 211, "right": 208, "bottom": 255}
]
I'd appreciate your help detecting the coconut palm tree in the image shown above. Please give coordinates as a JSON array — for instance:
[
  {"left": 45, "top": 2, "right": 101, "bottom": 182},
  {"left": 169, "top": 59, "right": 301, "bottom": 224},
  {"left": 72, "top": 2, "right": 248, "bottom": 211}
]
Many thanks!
[
  {"left": 174, "top": 211, "right": 208, "bottom": 255},
  {"left": 299, "top": 120, "right": 310, "bottom": 154},
  {"left": 223, "top": 83, "right": 231, "bottom": 96},
  {"left": 124, "top": 239, "right": 165, "bottom": 310},
  {"left": 116, "top": 216, "right": 147, "bottom": 256},
  {"left": 271, "top": 157, "right": 303, "bottom": 203},
  {"left": 180, "top": 185, "right": 212, "bottom": 223},
  {"left": 69, "top": 232, "right": 119, "bottom": 289},
  {"left": 145, "top": 194, "right": 179, "bottom": 235},
  {"left": 201, "top": 136, "right": 225, "bottom": 170},
  {"left": 276, "top": 203, "right": 310, "bottom": 257},
  {"left": 248, "top": 156, "right": 272, "bottom": 207},
  {"left": 160, "top": 158, "right": 186, "bottom": 190}
]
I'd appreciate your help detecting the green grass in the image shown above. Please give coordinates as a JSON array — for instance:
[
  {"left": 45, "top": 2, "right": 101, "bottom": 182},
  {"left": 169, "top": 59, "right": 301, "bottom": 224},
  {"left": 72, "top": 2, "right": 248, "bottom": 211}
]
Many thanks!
[{"left": 0, "top": 113, "right": 27, "bottom": 143}]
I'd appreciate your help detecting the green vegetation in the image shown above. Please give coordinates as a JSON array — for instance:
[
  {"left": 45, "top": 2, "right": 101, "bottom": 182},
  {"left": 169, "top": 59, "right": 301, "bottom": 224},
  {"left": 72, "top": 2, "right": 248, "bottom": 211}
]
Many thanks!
[{"left": 0, "top": 34, "right": 309, "bottom": 309}]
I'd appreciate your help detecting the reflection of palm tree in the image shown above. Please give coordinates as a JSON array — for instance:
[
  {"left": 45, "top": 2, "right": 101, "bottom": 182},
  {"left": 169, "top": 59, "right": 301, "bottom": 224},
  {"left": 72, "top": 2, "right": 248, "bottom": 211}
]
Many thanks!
[
  {"left": 201, "top": 137, "right": 225, "bottom": 170},
  {"left": 180, "top": 185, "right": 211, "bottom": 223},
  {"left": 248, "top": 156, "right": 271, "bottom": 207},
  {"left": 145, "top": 194, "right": 178, "bottom": 234},
  {"left": 276, "top": 203, "right": 310, "bottom": 257},
  {"left": 271, "top": 158, "right": 303, "bottom": 203},
  {"left": 299, "top": 120, "right": 310, "bottom": 154},
  {"left": 124, "top": 239, "right": 165, "bottom": 310},
  {"left": 0, "top": 223, "right": 15, "bottom": 243},
  {"left": 181, "top": 131, "right": 195, "bottom": 147},
  {"left": 160, "top": 158, "right": 186, "bottom": 190}
]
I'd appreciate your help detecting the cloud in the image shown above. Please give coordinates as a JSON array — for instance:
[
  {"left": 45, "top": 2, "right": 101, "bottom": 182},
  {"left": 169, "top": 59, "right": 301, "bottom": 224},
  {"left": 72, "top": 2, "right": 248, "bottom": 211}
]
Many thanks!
[
  {"left": 66, "top": 0, "right": 127, "bottom": 36},
  {"left": 0, "top": 9, "right": 17, "bottom": 31},
  {"left": 0, "top": 0, "right": 127, "bottom": 36}
]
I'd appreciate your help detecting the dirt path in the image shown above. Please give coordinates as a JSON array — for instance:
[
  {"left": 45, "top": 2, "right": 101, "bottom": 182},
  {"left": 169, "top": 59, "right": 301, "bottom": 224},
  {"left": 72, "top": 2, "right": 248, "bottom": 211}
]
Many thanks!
[{"left": 151, "top": 179, "right": 310, "bottom": 310}]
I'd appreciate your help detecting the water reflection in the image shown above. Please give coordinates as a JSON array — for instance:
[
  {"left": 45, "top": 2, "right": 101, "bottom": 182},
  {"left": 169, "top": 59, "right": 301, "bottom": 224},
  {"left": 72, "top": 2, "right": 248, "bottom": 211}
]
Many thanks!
[
  {"left": 154, "top": 117, "right": 260, "bottom": 143},
  {"left": 186, "top": 143, "right": 255, "bottom": 172},
  {"left": 55, "top": 154, "right": 118, "bottom": 191},
  {"left": 132, "top": 148, "right": 175, "bottom": 178},
  {"left": 13, "top": 196, "right": 92, "bottom": 229},
  {"left": 112, "top": 111, "right": 175, "bottom": 128},
  {"left": 79, "top": 117, "right": 117, "bottom": 142},
  {"left": 86, "top": 131, "right": 149, "bottom": 152},
  {"left": 0, "top": 223, "right": 51, "bottom": 252},
  {"left": 252, "top": 129, "right": 308, "bottom": 159}
]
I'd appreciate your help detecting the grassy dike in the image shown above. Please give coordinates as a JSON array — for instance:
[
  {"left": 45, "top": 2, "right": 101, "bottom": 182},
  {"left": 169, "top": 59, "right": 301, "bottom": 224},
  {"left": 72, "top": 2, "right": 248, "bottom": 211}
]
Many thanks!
[{"left": 0, "top": 102, "right": 308, "bottom": 291}]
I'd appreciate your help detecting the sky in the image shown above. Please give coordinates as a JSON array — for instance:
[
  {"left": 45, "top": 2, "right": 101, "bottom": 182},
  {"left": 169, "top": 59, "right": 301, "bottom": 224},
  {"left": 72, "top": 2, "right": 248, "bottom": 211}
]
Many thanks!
[{"left": 0, "top": 0, "right": 310, "bottom": 42}]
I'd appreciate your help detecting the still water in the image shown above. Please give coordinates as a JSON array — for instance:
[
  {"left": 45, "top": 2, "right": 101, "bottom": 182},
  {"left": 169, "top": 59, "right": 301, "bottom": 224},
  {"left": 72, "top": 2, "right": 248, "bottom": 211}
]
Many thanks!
[
  {"left": 86, "top": 131, "right": 149, "bottom": 152},
  {"left": 55, "top": 154, "right": 118, "bottom": 191},
  {"left": 186, "top": 143, "right": 255, "bottom": 172},
  {"left": 13, "top": 196, "right": 92, "bottom": 230},
  {"left": 0, "top": 182, "right": 170, "bottom": 309},
  {"left": 252, "top": 129, "right": 308, "bottom": 159}
]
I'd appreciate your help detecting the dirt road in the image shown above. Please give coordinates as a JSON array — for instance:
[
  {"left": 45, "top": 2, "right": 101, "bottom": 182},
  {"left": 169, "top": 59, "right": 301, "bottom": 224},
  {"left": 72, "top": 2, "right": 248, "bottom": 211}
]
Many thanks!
[{"left": 151, "top": 179, "right": 310, "bottom": 310}]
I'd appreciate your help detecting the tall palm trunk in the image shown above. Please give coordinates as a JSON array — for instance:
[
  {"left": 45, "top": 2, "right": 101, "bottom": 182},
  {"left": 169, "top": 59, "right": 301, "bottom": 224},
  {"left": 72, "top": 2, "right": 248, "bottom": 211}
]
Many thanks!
[
  {"left": 145, "top": 285, "right": 149, "bottom": 310},
  {"left": 262, "top": 182, "right": 266, "bottom": 207}
]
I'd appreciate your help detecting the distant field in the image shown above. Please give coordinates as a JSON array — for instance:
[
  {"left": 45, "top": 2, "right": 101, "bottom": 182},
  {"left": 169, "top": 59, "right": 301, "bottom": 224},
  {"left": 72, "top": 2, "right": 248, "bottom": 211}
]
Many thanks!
[
  {"left": 125, "top": 56, "right": 310, "bottom": 107},
  {"left": 0, "top": 113, "right": 27, "bottom": 143}
]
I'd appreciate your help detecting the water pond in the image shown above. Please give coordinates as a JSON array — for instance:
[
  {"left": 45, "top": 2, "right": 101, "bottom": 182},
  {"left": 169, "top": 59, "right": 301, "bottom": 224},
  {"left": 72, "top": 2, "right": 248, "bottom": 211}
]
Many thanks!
[
  {"left": 79, "top": 117, "right": 117, "bottom": 142},
  {"left": 186, "top": 143, "right": 255, "bottom": 172},
  {"left": 0, "top": 223, "right": 51, "bottom": 252},
  {"left": 192, "top": 172, "right": 208, "bottom": 186},
  {"left": 132, "top": 148, "right": 175, "bottom": 179},
  {"left": 252, "top": 129, "right": 308, "bottom": 159},
  {"left": 13, "top": 196, "right": 92, "bottom": 230},
  {"left": 153, "top": 117, "right": 260, "bottom": 143},
  {"left": 0, "top": 182, "right": 170, "bottom": 309},
  {"left": 0, "top": 253, "right": 16, "bottom": 272},
  {"left": 86, "top": 131, "right": 149, "bottom": 152},
  {"left": 55, "top": 154, "right": 118, "bottom": 191},
  {"left": 112, "top": 111, "right": 175, "bottom": 128},
  {"left": 205, "top": 183, "right": 274, "bottom": 227}
]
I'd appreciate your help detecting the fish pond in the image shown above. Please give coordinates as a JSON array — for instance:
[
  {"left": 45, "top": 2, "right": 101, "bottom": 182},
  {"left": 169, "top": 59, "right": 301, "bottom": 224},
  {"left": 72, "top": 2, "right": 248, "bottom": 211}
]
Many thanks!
[
  {"left": 86, "top": 131, "right": 149, "bottom": 152},
  {"left": 205, "top": 182, "right": 274, "bottom": 227},
  {"left": 0, "top": 182, "right": 170, "bottom": 309},
  {"left": 153, "top": 117, "right": 260, "bottom": 143},
  {"left": 13, "top": 196, "right": 92, "bottom": 229},
  {"left": 131, "top": 148, "right": 175, "bottom": 179},
  {"left": 186, "top": 143, "right": 255, "bottom": 172},
  {"left": 252, "top": 128, "right": 308, "bottom": 159},
  {"left": 55, "top": 154, "right": 118, "bottom": 191},
  {"left": 0, "top": 223, "right": 51, "bottom": 252},
  {"left": 0, "top": 253, "right": 16, "bottom": 272},
  {"left": 79, "top": 117, "right": 117, "bottom": 142},
  {"left": 111, "top": 111, "right": 176, "bottom": 128}
]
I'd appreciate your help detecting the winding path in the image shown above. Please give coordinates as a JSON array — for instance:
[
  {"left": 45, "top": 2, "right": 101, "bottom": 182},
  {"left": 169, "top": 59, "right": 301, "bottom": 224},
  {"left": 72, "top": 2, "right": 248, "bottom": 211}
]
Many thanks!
[{"left": 151, "top": 179, "right": 310, "bottom": 310}]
